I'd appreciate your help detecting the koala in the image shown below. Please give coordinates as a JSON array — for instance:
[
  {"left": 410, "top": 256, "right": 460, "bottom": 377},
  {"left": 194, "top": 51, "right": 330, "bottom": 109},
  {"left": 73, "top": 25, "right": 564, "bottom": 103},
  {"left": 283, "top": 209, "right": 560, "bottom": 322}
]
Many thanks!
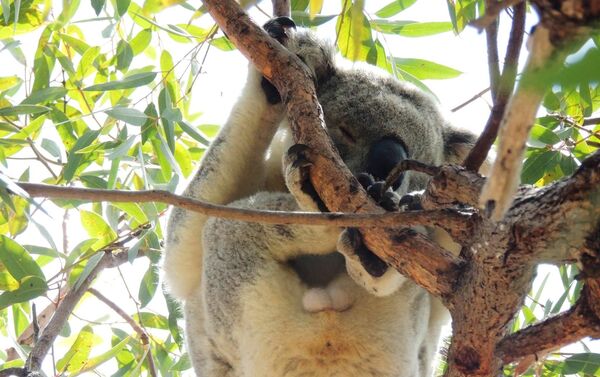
[{"left": 163, "top": 17, "right": 479, "bottom": 377}]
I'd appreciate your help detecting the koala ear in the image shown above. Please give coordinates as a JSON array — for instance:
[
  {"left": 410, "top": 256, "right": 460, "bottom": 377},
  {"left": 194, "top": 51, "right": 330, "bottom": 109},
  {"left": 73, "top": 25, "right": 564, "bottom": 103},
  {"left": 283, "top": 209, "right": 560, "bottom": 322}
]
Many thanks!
[
  {"left": 442, "top": 127, "right": 478, "bottom": 165},
  {"left": 442, "top": 127, "right": 492, "bottom": 175}
]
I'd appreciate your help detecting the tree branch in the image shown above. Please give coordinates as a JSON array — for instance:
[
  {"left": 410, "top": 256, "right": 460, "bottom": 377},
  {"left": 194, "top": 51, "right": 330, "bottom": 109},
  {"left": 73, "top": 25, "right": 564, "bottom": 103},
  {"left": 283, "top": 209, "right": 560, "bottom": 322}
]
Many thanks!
[
  {"left": 271, "top": 0, "right": 290, "bottom": 17},
  {"left": 88, "top": 288, "right": 157, "bottom": 377},
  {"left": 471, "top": 0, "right": 524, "bottom": 30},
  {"left": 463, "top": 2, "right": 526, "bottom": 172},
  {"left": 496, "top": 295, "right": 600, "bottom": 364},
  {"left": 507, "top": 150, "right": 600, "bottom": 263},
  {"left": 478, "top": 25, "right": 557, "bottom": 220},
  {"left": 25, "top": 250, "right": 144, "bottom": 374},
  {"left": 16, "top": 183, "right": 473, "bottom": 234}
]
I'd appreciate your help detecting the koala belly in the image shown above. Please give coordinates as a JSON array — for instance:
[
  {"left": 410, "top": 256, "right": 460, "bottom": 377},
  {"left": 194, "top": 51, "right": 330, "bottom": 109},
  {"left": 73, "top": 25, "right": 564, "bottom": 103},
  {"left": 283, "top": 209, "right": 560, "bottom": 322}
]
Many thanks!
[{"left": 190, "top": 264, "right": 436, "bottom": 377}]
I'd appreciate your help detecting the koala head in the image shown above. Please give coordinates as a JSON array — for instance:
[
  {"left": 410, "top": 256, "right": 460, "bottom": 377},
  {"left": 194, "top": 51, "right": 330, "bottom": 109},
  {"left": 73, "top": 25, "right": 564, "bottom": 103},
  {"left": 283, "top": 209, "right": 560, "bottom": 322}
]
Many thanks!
[{"left": 273, "top": 20, "right": 477, "bottom": 194}]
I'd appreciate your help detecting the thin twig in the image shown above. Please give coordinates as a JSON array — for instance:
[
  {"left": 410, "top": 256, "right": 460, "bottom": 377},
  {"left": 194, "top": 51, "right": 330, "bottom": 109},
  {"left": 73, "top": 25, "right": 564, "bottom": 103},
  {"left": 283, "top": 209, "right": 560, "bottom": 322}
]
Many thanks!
[
  {"left": 383, "top": 159, "right": 441, "bottom": 192},
  {"left": 486, "top": 15, "right": 501, "bottom": 100},
  {"left": 272, "top": 0, "right": 290, "bottom": 17},
  {"left": 463, "top": 1, "right": 526, "bottom": 173},
  {"left": 88, "top": 288, "right": 158, "bottom": 377},
  {"left": 471, "top": 0, "right": 524, "bottom": 30},
  {"left": 451, "top": 87, "right": 491, "bottom": 112},
  {"left": 16, "top": 182, "right": 470, "bottom": 232}
]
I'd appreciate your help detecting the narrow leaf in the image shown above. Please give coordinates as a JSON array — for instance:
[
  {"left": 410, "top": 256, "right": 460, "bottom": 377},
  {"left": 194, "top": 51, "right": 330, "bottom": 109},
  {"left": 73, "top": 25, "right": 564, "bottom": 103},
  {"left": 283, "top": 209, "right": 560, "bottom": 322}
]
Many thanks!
[{"left": 82, "top": 72, "right": 157, "bottom": 91}]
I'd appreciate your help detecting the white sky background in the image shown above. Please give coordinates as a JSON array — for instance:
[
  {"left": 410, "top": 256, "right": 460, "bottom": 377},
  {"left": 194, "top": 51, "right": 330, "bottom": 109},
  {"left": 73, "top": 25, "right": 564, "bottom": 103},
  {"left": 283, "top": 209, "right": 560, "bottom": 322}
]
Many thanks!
[{"left": 1, "top": 0, "right": 596, "bottom": 374}]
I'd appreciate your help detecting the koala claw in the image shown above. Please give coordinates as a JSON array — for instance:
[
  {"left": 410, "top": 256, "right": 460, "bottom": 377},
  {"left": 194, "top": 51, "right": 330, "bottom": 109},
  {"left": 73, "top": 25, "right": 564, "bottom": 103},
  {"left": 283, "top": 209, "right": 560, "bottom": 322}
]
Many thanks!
[
  {"left": 345, "top": 228, "right": 387, "bottom": 278},
  {"left": 284, "top": 144, "right": 328, "bottom": 212},
  {"left": 263, "top": 17, "right": 297, "bottom": 43},
  {"left": 338, "top": 229, "right": 405, "bottom": 297},
  {"left": 356, "top": 172, "right": 401, "bottom": 212},
  {"left": 261, "top": 17, "right": 297, "bottom": 104},
  {"left": 398, "top": 192, "right": 424, "bottom": 211}
]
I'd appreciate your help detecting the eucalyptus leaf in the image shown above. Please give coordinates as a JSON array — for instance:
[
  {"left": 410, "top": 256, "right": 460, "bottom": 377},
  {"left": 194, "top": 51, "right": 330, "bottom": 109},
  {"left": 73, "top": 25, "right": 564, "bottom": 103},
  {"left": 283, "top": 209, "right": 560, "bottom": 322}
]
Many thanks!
[{"left": 83, "top": 72, "right": 157, "bottom": 91}]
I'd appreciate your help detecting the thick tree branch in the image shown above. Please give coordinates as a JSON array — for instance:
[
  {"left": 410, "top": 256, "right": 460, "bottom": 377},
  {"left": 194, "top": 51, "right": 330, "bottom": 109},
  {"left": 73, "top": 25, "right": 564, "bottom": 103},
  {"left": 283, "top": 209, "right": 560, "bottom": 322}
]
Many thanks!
[
  {"left": 463, "top": 2, "right": 526, "bottom": 172},
  {"left": 478, "top": 26, "right": 557, "bottom": 220},
  {"left": 496, "top": 293, "right": 600, "bottom": 364},
  {"left": 507, "top": 150, "right": 600, "bottom": 263}
]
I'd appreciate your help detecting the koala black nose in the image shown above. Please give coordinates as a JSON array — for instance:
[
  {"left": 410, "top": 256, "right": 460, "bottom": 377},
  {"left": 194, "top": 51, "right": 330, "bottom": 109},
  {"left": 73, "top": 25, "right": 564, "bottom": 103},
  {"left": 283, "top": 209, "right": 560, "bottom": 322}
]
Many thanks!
[{"left": 365, "top": 137, "right": 408, "bottom": 190}]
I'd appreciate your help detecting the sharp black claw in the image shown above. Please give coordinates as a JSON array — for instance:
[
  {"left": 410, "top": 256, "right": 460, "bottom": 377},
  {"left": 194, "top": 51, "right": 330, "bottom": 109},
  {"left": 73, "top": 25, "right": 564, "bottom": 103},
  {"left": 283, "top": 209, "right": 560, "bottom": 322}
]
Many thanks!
[
  {"left": 347, "top": 228, "right": 388, "bottom": 278},
  {"left": 263, "top": 16, "right": 297, "bottom": 43}
]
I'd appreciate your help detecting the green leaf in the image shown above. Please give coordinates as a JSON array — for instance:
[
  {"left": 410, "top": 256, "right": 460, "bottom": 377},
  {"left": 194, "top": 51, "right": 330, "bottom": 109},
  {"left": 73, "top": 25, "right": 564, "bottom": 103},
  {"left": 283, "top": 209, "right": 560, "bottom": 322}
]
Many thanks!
[
  {"left": 21, "top": 87, "right": 67, "bottom": 105},
  {"left": 141, "top": 103, "right": 158, "bottom": 144},
  {"left": 112, "top": 202, "right": 148, "bottom": 224},
  {"left": 563, "top": 353, "right": 600, "bottom": 375},
  {"left": 63, "top": 129, "right": 100, "bottom": 182},
  {"left": 395, "top": 58, "right": 461, "bottom": 80},
  {"left": 0, "top": 75, "right": 21, "bottom": 91},
  {"left": 291, "top": 11, "right": 336, "bottom": 27},
  {"left": 115, "top": 40, "right": 133, "bottom": 71},
  {"left": 130, "top": 29, "right": 152, "bottom": 55},
  {"left": 528, "top": 124, "right": 561, "bottom": 147},
  {"left": 336, "top": 5, "right": 372, "bottom": 62},
  {"left": 57, "top": 325, "right": 98, "bottom": 374},
  {"left": 75, "top": 46, "right": 100, "bottom": 80},
  {"left": 210, "top": 37, "right": 235, "bottom": 51},
  {"left": 82, "top": 72, "right": 157, "bottom": 91},
  {"left": 57, "top": 0, "right": 81, "bottom": 26},
  {"left": 138, "top": 264, "right": 159, "bottom": 307},
  {"left": 521, "top": 150, "right": 561, "bottom": 185},
  {"left": 0, "top": 235, "right": 45, "bottom": 281},
  {"left": 178, "top": 121, "right": 210, "bottom": 145},
  {"left": 71, "top": 335, "right": 131, "bottom": 376},
  {"left": 91, "top": 0, "right": 105, "bottom": 15},
  {"left": 80, "top": 210, "right": 117, "bottom": 250},
  {"left": 371, "top": 20, "right": 452, "bottom": 37},
  {"left": 133, "top": 312, "right": 169, "bottom": 329},
  {"left": 0, "top": 171, "right": 29, "bottom": 198},
  {"left": 375, "top": 0, "right": 417, "bottom": 18},
  {"left": 72, "top": 251, "right": 103, "bottom": 290},
  {"left": 0, "top": 104, "right": 50, "bottom": 116},
  {"left": 0, "top": 275, "right": 47, "bottom": 309},
  {"left": 58, "top": 33, "right": 90, "bottom": 56},
  {"left": 1, "top": 0, "right": 9, "bottom": 25},
  {"left": 116, "top": 0, "right": 130, "bottom": 17},
  {"left": 105, "top": 107, "right": 149, "bottom": 126}
]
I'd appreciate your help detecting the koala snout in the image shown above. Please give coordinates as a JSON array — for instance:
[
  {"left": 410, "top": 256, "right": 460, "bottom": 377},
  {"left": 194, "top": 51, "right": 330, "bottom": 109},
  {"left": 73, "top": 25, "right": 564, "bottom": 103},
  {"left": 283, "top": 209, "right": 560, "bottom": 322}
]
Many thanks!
[{"left": 365, "top": 137, "right": 408, "bottom": 190}]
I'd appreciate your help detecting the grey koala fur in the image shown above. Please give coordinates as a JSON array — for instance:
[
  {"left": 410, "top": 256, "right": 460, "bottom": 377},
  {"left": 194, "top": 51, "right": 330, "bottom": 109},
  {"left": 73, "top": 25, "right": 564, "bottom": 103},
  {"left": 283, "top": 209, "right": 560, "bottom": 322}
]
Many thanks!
[{"left": 163, "top": 22, "right": 479, "bottom": 377}]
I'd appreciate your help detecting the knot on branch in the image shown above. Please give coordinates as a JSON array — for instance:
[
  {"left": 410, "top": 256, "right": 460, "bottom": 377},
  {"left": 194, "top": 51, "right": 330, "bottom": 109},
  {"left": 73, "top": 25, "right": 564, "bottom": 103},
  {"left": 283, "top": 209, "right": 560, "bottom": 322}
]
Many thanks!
[
  {"left": 531, "top": 0, "right": 600, "bottom": 42},
  {"left": 422, "top": 164, "right": 486, "bottom": 210}
]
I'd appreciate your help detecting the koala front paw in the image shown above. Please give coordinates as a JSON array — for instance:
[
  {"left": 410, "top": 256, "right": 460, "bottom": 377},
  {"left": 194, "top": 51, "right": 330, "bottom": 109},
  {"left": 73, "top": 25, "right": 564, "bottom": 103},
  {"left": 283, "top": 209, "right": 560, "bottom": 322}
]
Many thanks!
[
  {"left": 284, "top": 144, "right": 328, "bottom": 212},
  {"left": 338, "top": 229, "right": 405, "bottom": 297},
  {"left": 356, "top": 173, "right": 401, "bottom": 212},
  {"left": 261, "top": 17, "right": 296, "bottom": 104}
]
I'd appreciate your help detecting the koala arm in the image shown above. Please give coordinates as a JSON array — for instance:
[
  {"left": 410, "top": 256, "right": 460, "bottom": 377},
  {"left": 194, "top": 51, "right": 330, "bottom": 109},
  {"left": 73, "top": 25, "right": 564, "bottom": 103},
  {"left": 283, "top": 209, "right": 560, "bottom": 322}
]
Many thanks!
[{"left": 164, "top": 69, "right": 285, "bottom": 300}]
